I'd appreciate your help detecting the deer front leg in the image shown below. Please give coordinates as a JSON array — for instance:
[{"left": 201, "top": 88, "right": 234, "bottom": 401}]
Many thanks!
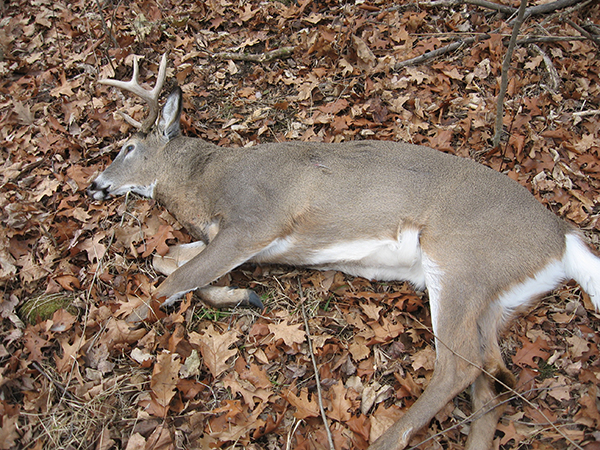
[
  {"left": 153, "top": 241, "right": 207, "bottom": 276},
  {"left": 154, "top": 227, "right": 268, "bottom": 308}
]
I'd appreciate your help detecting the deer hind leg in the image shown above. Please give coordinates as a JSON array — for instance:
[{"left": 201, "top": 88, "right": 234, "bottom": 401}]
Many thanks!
[
  {"left": 369, "top": 290, "right": 487, "bottom": 450},
  {"left": 465, "top": 365, "right": 516, "bottom": 450},
  {"left": 465, "top": 307, "right": 516, "bottom": 450}
]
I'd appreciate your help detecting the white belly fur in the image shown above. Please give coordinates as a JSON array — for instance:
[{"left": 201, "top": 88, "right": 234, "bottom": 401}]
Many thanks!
[{"left": 253, "top": 228, "right": 429, "bottom": 290}]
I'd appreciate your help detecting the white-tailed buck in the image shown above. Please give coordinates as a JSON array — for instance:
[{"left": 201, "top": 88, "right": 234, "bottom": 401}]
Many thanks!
[{"left": 88, "top": 54, "right": 600, "bottom": 450}]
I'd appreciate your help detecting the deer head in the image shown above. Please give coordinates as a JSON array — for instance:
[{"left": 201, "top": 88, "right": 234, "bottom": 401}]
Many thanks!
[{"left": 88, "top": 55, "right": 183, "bottom": 201}]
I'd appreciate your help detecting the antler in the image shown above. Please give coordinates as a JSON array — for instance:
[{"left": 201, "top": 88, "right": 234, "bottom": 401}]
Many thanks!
[{"left": 99, "top": 53, "right": 168, "bottom": 133}]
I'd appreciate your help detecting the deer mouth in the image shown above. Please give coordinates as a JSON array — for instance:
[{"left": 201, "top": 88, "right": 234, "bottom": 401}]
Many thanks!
[{"left": 86, "top": 181, "right": 111, "bottom": 201}]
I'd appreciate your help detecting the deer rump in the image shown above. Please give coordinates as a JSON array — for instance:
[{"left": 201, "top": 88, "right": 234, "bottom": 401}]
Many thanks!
[{"left": 88, "top": 56, "right": 600, "bottom": 450}]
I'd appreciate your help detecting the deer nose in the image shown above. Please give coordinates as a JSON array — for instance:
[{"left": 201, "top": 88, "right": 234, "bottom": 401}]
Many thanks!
[
  {"left": 86, "top": 181, "right": 98, "bottom": 197},
  {"left": 87, "top": 181, "right": 109, "bottom": 200}
]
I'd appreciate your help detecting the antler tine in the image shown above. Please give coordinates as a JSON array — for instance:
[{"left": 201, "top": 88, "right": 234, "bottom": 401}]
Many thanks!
[{"left": 99, "top": 53, "right": 168, "bottom": 133}]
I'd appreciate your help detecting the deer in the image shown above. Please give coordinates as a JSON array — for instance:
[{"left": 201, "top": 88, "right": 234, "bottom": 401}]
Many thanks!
[{"left": 87, "top": 54, "right": 600, "bottom": 450}]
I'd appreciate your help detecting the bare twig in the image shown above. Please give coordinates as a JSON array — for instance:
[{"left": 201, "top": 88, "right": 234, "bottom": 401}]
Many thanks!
[
  {"left": 573, "top": 109, "right": 600, "bottom": 118},
  {"left": 392, "top": 0, "right": 591, "bottom": 72},
  {"left": 95, "top": 0, "right": 118, "bottom": 48},
  {"left": 394, "top": 34, "right": 490, "bottom": 70},
  {"left": 31, "top": 361, "right": 80, "bottom": 402},
  {"left": 565, "top": 18, "right": 600, "bottom": 48},
  {"left": 516, "top": 35, "right": 586, "bottom": 44},
  {"left": 416, "top": 0, "right": 584, "bottom": 19},
  {"left": 298, "top": 279, "right": 334, "bottom": 450},
  {"left": 213, "top": 46, "right": 296, "bottom": 63},
  {"left": 493, "top": 0, "right": 528, "bottom": 147},
  {"left": 521, "top": 0, "right": 585, "bottom": 22},
  {"left": 464, "top": 0, "right": 516, "bottom": 15}
]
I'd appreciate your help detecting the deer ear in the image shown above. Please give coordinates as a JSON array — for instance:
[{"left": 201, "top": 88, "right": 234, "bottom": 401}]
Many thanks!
[{"left": 158, "top": 87, "right": 182, "bottom": 141}]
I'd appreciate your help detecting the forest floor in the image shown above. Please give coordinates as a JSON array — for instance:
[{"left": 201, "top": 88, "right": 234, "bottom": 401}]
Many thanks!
[{"left": 1, "top": 0, "right": 600, "bottom": 449}]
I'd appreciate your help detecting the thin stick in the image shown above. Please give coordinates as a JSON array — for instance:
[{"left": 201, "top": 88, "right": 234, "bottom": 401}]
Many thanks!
[
  {"left": 394, "top": 0, "right": 589, "bottom": 71},
  {"left": 394, "top": 34, "right": 489, "bottom": 70},
  {"left": 520, "top": 0, "right": 585, "bottom": 22},
  {"left": 565, "top": 18, "right": 600, "bottom": 48},
  {"left": 213, "top": 47, "right": 295, "bottom": 63},
  {"left": 298, "top": 279, "right": 334, "bottom": 450},
  {"left": 95, "top": 0, "right": 118, "bottom": 47},
  {"left": 492, "top": 0, "right": 528, "bottom": 147},
  {"left": 464, "top": 0, "right": 516, "bottom": 14},
  {"left": 516, "top": 35, "right": 586, "bottom": 44}
]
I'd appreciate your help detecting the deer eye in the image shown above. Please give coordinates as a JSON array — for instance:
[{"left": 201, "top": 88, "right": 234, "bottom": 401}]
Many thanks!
[{"left": 124, "top": 144, "right": 135, "bottom": 155}]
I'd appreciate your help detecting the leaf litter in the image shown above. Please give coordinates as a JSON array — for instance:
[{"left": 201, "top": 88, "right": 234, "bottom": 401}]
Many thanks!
[{"left": 0, "top": 0, "right": 599, "bottom": 449}]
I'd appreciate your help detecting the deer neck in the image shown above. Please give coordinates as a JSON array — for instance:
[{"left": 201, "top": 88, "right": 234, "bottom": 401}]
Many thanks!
[{"left": 153, "top": 138, "right": 221, "bottom": 241}]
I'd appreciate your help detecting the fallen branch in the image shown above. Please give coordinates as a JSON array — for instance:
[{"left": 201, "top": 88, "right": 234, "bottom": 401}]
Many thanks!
[
  {"left": 464, "top": 0, "right": 516, "bottom": 14},
  {"left": 298, "top": 279, "right": 334, "bottom": 450},
  {"left": 573, "top": 109, "right": 600, "bottom": 118},
  {"left": 516, "top": 35, "right": 586, "bottom": 44},
  {"left": 565, "top": 18, "right": 600, "bottom": 48},
  {"left": 493, "top": 0, "right": 528, "bottom": 147},
  {"left": 521, "top": 0, "right": 585, "bottom": 21},
  {"left": 213, "top": 46, "right": 295, "bottom": 63},
  {"left": 95, "top": 0, "right": 118, "bottom": 48},
  {"left": 416, "top": 0, "right": 584, "bottom": 19},
  {"left": 394, "top": 34, "right": 489, "bottom": 70}
]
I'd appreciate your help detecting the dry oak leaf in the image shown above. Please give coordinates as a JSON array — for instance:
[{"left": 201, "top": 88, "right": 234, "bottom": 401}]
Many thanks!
[
  {"left": 348, "top": 335, "right": 371, "bottom": 362},
  {"left": 566, "top": 334, "right": 590, "bottom": 359},
  {"left": 49, "top": 308, "right": 76, "bottom": 333},
  {"left": 542, "top": 375, "right": 571, "bottom": 402},
  {"left": 513, "top": 336, "right": 550, "bottom": 369},
  {"left": 55, "top": 335, "right": 81, "bottom": 373},
  {"left": 411, "top": 346, "right": 436, "bottom": 372},
  {"left": 346, "top": 413, "right": 371, "bottom": 442},
  {"left": 369, "top": 403, "right": 403, "bottom": 444},
  {"left": 189, "top": 324, "right": 239, "bottom": 378},
  {"left": 236, "top": 358, "right": 272, "bottom": 389},
  {"left": 352, "top": 35, "right": 376, "bottom": 69},
  {"left": 139, "top": 223, "right": 174, "bottom": 258},
  {"left": 150, "top": 352, "right": 181, "bottom": 407},
  {"left": 368, "top": 316, "right": 404, "bottom": 344},
  {"left": 222, "top": 371, "right": 272, "bottom": 408},
  {"left": 328, "top": 381, "right": 353, "bottom": 422},
  {"left": 360, "top": 301, "right": 383, "bottom": 321},
  {"left": 77, "top": 234, "right": 107, "bottom": 263},
  {"left": 496, "top": 420, "right": 525, "bottom": 446},
  {"left": 574, "top": 386, "right": 600, "bottom": 428},
  {"left": 124, "top": 432, "right": 146, "bottom": 450},
  {"left": 268, "top": 320, "right": 306, "bottom": 346},
  {"left": 282, "top": 387, "right": 320, "bottom": 419},
  {"left": 101, "top": 319, "right": 147, "bottom": 347},
  {"left": 210, "top": 405, "right": 266, "bottom": 443},
  {"left": 0, "top": 413, "right": 19, "bottom": 449}
]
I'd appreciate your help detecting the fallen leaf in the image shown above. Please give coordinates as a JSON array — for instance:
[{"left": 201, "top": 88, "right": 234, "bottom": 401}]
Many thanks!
[
  {"left": 150, "top": 352, "right": 181, "bottom": 407},
  {"left": 513, "top": 336, "right": 550, "bottom": 369},
  {"left": 189, "top": 324, "right": 239, "bottom": 378},
  {"left": 268, "top": 320, "right": 306, "bottom": 346},
  {"left": 282, "top": 387, "right": 320, "bottom": 419}
]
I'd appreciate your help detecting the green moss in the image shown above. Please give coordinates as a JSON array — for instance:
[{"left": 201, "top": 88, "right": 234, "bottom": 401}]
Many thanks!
[{"left": 20, "top": 293, "right": 77, "bottom": 324}]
